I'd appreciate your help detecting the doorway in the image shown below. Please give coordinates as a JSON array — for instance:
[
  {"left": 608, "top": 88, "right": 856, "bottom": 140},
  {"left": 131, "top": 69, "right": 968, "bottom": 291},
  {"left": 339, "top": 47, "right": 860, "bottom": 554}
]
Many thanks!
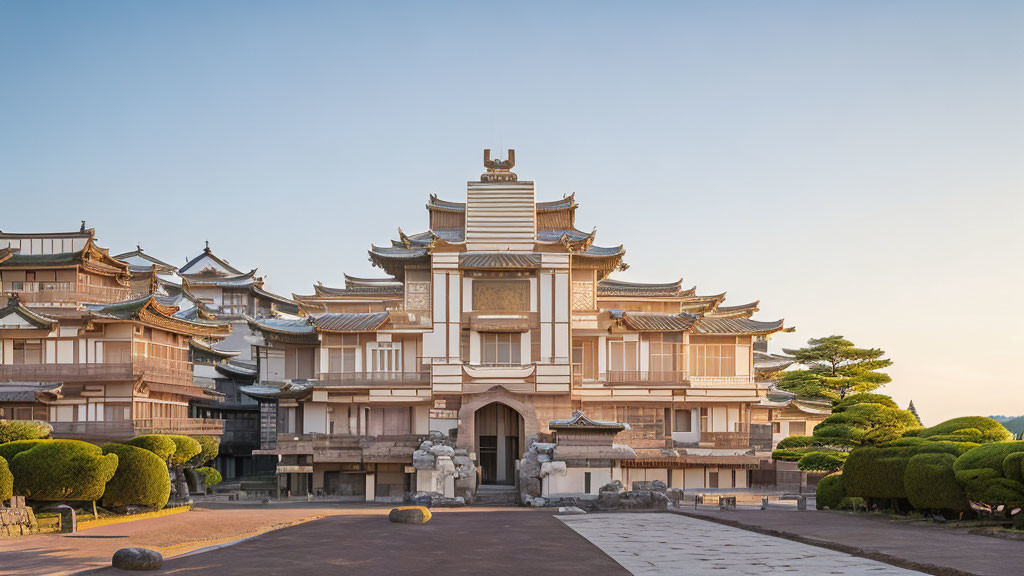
[{"left": 474, "top": 402, "right": 524, "bottom": 485}]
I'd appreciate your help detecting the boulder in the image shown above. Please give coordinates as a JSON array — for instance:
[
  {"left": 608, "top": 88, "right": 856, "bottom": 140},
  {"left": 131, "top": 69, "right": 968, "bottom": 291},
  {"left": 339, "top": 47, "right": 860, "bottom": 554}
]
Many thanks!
[
  {"left": 598, "top": 480, "right": 624, "bottom": 494},
  {"left": 537, "top": 453, "right": 551, "bottom": 463},
  {"left": 454, "top": 448, "right": 469, "bottom": 457},
  {"left": 558, "top": 506, "right": 587, "bottom": 515},
  {"left": 436, "top": 455, "right": 456, "bottom": 475},
  {"left": 429, "top": 444, "right": 455, "bottom": 458},
  {"left": 389, "top": 506, "right": 432, "bottom": 524},
  {"left": 111, "top": 548, "right": 163, "bottom": 571},
  {"left": 529, "top": 497, "right": 548, "bottom": 507},
  {"left": 631, "top": 480, "right": 667, "bottom": 492},
  {"left": 419, "top": 440, "right": 434, "bottom": 450},
  {"left": 410, "top": 492, "right": 434, "bottom": 507},
  {"left": 412, "top": 450, "right": 436, "bottom": 470},
  {"left": 534, "top": 442, "right": 556, "bottom": 455}
]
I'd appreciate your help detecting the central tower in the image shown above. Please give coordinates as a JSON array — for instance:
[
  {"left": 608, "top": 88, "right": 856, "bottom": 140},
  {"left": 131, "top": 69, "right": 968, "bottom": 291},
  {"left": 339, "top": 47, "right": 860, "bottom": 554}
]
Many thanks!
[{"left": 465, "top": 149, "right": 536, "bottom": 252}]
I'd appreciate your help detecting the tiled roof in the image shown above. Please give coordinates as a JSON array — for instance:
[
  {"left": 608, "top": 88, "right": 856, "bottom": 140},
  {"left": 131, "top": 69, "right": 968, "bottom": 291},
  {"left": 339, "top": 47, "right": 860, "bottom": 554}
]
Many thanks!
[
  {"left": 579, "top": 245, "right": 624, "bottom": 257},
  {"left": 459, "top": 252, "right": 541, "bottom": 269},
  {"left": 182, "top": 269, "right": 258, "bottom": 288},
  {"left": 620, "top": 312, "right": 698, "bottom": 332},
  {"left": 691, "top": 317, "right": 787, "bottom": 335},
  {"left": 312, "top": 284, "right": 404, "bottom": 297},
  {"left": 239, "top": 381, "right": 313, "bottom": 401},
  {"left": 113, "top": 247, "right": 177, "bottom": 272},
  {"left": 0, "top": 297, "right": 59, "bottom": 330},
  {"left": 427, "top": 193, "right": 576, "bottom": 213},
  {"left": 598, "top": 278, "right": 684, "bottom": 297},
  {"left": 179, "top": 245, "right": 244, "bottom": 276},
  {"left": 707, "top": 301, "right": 760, "bottom": 319},
  {"left": 535, "top": 194, "right": 577, "bottom": 212},
  {"left": 311, "top": 312, "right": 389, "bottom": 333},
  {"left": 369, "top": 245, "right": 429, "bottom": 258},
  {"left": 247, "top": 316, "right": 316, "bottom": 335},
  {"left": 344, "top": 274, "right": 402, "bottom": 287},
  {"left": 550, "top": 410, "right": 629, "bottom": 431},
  {"left": 0, "top": 382, "right": 62, "bottom": 402}
]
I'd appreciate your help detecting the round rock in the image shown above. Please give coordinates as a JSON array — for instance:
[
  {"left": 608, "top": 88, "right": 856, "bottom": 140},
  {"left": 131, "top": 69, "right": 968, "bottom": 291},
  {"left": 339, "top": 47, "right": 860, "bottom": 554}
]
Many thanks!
[
  {"left": 112, "top": 548, "right": 163, "bottom": 571},
  {"left": 388, "top": 506, "right": 432, "bottom": 524}
]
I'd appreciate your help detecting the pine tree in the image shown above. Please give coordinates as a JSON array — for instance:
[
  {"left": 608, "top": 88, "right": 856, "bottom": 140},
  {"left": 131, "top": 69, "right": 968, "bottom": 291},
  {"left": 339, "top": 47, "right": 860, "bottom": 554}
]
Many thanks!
[
  {"left": 776, "top": 335, "right": 892, "bottom": 400},
  {"left": 907, "top": 400, "right": 922, "bottom": 425}
]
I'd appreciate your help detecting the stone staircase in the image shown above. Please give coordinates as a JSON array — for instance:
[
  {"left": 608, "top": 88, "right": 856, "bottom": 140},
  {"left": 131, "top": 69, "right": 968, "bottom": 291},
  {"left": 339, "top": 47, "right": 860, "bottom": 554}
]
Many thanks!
[{"left": 474, "top": 484, "right": 520, "bottom": 507}]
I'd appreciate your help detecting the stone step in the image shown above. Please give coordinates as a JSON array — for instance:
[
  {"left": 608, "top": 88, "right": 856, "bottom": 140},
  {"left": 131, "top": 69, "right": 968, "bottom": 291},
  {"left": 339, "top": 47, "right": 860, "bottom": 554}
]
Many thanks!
[{"left": 474, "top": 485, "right": 521, "bottom": 507}]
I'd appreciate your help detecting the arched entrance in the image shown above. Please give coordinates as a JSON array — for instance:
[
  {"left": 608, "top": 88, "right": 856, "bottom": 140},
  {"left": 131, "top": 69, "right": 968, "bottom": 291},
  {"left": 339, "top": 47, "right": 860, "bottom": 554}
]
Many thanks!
[{"left": 474, "top": 402, "right": 524, "bottom": 485}]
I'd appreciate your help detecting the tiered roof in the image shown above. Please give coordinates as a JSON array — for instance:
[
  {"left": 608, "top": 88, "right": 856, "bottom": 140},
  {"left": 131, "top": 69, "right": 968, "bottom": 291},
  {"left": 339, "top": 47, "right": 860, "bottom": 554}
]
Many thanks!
[
  {"left": 0, "top": 296, "right": 59, "bottom": 330},
  {"left": 0, "top": 235, "right": 130, "bottom": 279},
  {"left": 86, "top": 295, "right": 231, "bottom": 337}
]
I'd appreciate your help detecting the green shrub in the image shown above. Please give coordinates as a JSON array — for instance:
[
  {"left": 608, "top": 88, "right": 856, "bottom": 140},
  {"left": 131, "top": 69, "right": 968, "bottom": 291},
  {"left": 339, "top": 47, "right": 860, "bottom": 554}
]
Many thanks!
[
  {"left": 0, "top": 456, "right": 12, "bottom": 503},
  {"left": 771, "top": 448, "right": 804, "bottom": 462},
  {"left": 953, "top": 441, "right": 1024, "bottom": 475},
  {"left": 192, "top": 436, "right": 219, "bottom": 466},
  {"left": 955, "top": 467, "right": 1024, "bottom": 507},
  {"left": 9, "top": 440, "right": 118, "bottom": 502},
  {"left": 0, "top": 439, "right": 46, "bottom": 463},
  {"left": 904, "top": 453, "right": 966, "bottom": 512},
  {"left": 838, "top": 496, "right": 867, "bottom": 511},
  {"left": 813, "top": 403, "right": 921, "bottom": 446},
  {"left": 816, "top": 474, "right": 844, "bottom": 509},
  {"left": 196, "top": 466, "right": 222, "bottom": 490},
  {"left": 1014, "top": 513, "right": 1024, "bottom": 531},
  {"left": 1003, "top": 452, "right": 1024, "bottom": 484},
  {"left": 777, "top": 436, "right": 817, "bottom": 449},
  {"left": 167, "top": 435, "right": 201, "bottom": 466},
  {"left": 100, "top": 443, "right": 170, "bottom": 510},
  {"left": 798, "top": 451, "right": 848, "bottom": 472},
  {"left": 906, "top": 417, "right": 1012, "bottom": 444},
  {"left": 124, "top": 435, "right": 176, "bottom": 461},
  {"left": 832, "top": 393, "right": 899, "bottom": 412},
  {"left": 0, "top": 420, "right": 52, "bottom": 444},
  {"left": 842, "top": 446, "right": 912, "bottom": 499}
]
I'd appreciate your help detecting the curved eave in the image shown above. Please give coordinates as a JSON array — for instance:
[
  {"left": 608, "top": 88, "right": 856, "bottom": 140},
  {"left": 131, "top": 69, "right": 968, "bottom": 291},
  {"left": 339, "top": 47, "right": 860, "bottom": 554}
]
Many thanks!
[
  {"left": 691, "top": 317, "right": 788, "bottom": 336},
  {"left": 190, "top": 338, "right": 240, "bottom": 358}
]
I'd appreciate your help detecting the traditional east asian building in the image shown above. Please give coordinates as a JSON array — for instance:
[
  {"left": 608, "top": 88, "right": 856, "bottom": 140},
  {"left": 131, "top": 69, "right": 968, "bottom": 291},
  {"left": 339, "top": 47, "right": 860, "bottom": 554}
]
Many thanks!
[
  {"left": 244, "top": 151, "right": 799, "bottom": 502},
  {"left": 0, "top": 228, "right": 229, "bottom": 442}
]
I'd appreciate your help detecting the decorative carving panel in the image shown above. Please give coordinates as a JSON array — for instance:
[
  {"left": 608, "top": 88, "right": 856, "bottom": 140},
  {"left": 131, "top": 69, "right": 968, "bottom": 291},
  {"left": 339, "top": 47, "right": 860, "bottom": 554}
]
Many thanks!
[
  {"left": 572, "top": 281, "right": 595, "bottom": 311},
  {"left": 405, "top": 281, "right": 431, "bottom": 311},
  {"left": 473, "top": 280, "right": 530, "bottom": 312}
]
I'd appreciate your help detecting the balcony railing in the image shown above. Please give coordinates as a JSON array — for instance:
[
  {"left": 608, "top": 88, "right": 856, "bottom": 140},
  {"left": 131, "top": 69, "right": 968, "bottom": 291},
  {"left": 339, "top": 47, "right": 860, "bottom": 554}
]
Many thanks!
[
  {"left": 605, "top": 370, "right": 690, "bottom": 384},
  {"left": 50, "top": 417, "right": 224, "bottom": 441},
  {"left": 688, "top": 375, "right": 754, "bottom": 386},
  {"left": 11, "top": 283, "right": 131, "bottom": 305},
  {"left": 0, "top": 357, "right": 193, "bottom": 387},
  {"left": 265, "top": 433, "right": 425, "bottom": 455},
  {"left": 316, "top": 370, "right": 431, "bottom": 387},
  {"left": 700, "top": 431, "right": 751, "bottom": 449}
]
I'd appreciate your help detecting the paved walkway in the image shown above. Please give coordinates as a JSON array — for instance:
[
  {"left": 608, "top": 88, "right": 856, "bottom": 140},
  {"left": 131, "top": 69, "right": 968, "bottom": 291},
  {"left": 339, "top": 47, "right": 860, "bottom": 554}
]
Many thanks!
[
  {"left": 560, "top": 512, "right": 924, "bottom": 575},
  {"left": 0, "top": 504, "right": 373, "bottom": 576},
  {"left": 682, "top": 508, "right": 1024, "bottom": 576},
  {"left": 88, "top": 509, "right": 627, "bottom": 576}
]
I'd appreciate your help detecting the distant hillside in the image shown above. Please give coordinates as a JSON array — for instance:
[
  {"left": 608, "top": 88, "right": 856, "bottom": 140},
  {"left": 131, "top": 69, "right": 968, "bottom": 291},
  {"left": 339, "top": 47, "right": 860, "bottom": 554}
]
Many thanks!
[{"left": 991, "top": 415, "right": 1024, "bottom": 436}]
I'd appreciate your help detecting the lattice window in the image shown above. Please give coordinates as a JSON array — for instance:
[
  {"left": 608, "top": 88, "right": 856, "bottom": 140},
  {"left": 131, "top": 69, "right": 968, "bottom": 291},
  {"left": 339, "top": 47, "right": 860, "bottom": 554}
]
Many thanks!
[{"left": 572, "top": 281, "right": 594, "bottom": 311}]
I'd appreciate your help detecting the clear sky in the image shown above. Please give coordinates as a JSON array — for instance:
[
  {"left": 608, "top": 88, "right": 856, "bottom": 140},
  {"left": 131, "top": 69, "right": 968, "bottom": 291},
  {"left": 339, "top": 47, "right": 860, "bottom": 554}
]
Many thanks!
[{"left": 1, "top": 1, "right": 1021, "bottom": 424}]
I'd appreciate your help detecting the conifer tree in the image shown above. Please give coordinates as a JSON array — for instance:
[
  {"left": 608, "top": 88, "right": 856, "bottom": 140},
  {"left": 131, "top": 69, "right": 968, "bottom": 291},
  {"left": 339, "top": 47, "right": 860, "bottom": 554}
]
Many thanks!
[
  {"left": 907, "top": 400, "right": 922, "bottom": 425},
  {"left": 776, "top": 335, "right": 892, "bottom": 400}
]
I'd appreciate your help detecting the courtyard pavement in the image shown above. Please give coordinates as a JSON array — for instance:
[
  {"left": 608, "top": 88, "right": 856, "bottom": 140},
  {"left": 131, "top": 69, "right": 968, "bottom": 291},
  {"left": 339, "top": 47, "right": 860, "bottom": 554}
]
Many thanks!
[
  {"left": 86, "top": 508, "right": 628, "bottom": 576},
  {"left": 681, "top": 508, "right": 1024, "bottom": 576},
  {"left": 560, "top": 512, "right": 925, "bottom": 575}
]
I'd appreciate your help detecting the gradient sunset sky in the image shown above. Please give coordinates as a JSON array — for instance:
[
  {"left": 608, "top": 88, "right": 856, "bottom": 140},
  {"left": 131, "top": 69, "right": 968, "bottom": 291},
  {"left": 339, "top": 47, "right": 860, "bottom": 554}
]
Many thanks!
[{"left": 1, "top": 1, "right": 1021, "bottom": 423}]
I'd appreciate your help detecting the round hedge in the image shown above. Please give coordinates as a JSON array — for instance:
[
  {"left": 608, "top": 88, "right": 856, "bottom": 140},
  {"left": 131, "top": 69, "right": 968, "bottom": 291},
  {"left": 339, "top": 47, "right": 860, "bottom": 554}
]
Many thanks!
[
  {"left": 842, "top": 441, "right": 973, "bottom": 502},
  {"left": 101, "top": 443, "right": 170, "bottom": 509},
  {"left": 10, "top": 440, "right": 118, "bottom": 502},
  {"left": 168, "top": 435, "right": 202, "bottom": 465},
  {"left": 1003, "top": 452, "right": 1024, "bottom": 484},
  {"left": 777, "top": 436, "right": 817, "bottom": 450},
  {"left": 196, "top": 466, "right": 222, "bottom": 490},
  {"left": 816, "top": 474, "right": 844, "bottom": 509},
  {"left": 813, "top": 403, "right": 921, "bottom": 446},
  {"left": 193, "top": 436, "right": 220, "bottom": 466},
  {"left": 0, "top": 439, "right": 47, "bottom": 463},
  {"left": 953, "top": 441, "right": 1024, "bottom": 475},
  {"left": 798, "top": 451, "right": 848, "bottom": 472},
  {"left": 906, "top": 417, "right": 1012, "bottom": 444},
  {"left": 831, "top": 393, "right": 899, "bottom": 412},
  {"left": 124, "top": 435, "right": 176, "bottom": 461},
  {"left": 904, "top": 453, "right": 966, "bottom": 512},
  {"left": 0, "top": 420, "right": 53, "bottom": 444},
  {"left": 0, "top": 456, "right": 12, "bottom": 503}
]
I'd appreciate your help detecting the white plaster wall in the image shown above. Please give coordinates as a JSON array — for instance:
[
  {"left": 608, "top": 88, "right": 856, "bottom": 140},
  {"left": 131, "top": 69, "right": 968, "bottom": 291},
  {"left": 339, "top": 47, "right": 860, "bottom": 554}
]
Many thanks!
[
  {"left": 303, "top": 403, "right": 328, "bottom": 434},
  {"left": 520, "top": 331, "right": 531, "bottom": 364},
  {"left": 712, "top": 406, "right": 728, "bottom": 432},
  {"left": 684, "top": 468, "right": 705, "bottom": 489}
]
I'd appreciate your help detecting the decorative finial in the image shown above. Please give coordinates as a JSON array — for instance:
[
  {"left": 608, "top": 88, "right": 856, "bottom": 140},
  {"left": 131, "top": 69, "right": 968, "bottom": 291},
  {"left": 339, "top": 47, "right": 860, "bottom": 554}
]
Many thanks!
[
  {"left": 481, "top": 149, "right": 517, "bottom": 182},
  {"left": 204, "top": 240, "right": 210, "bottom": 252},
  {"left": 80, "top": 220, "right": 86, "bottom": 233}
]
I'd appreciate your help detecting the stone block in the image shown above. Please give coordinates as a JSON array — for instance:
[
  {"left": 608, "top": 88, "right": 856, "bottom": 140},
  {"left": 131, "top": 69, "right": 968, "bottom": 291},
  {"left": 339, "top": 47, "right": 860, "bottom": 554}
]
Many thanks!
[{"left": 389, "top": 506, "right": 432, "bottom": 524}]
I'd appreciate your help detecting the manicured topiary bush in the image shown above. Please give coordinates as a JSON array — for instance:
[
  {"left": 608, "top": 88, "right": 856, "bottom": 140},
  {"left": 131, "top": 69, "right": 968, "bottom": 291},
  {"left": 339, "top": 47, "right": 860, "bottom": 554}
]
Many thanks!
[
  {"left": 9, "top": 440, "right": 118, "bottom": 502},
  {"left": 953, "top": 441, "right": 1024, "bottom": 475},
  {"left": 0, "top": 456, "right": 12, "bottom": 504},
  {"left": 167, "top": 435, "right": 202, "bottom": 466},
  {"left": 813, "top": 402, "right": 921, "bottom": 447},
  {"left": 124, "top": 435, "right": 176, "bottom": 461},
  {"left": 831, "top": 393, "right": 899, "bottom": 412},
  {"left": 0, "top": 420, "right": 52, "bottom": 444},
  {"left": 904, "top": 453, "right": 966, "bottom": 512},
  {"left": 798, "top": 451, "right": 848, "bottom": 472},
  {"left": 101, "top": 443, "right": 171, "bottom": 510},
  {"left": 192, "top": 436, "right": 219, "bottom": 466},
  {"left": 815, "top": 473, "right": 844, "bottom": 509},
  {"left": 196, "top": 466, "right": 222, "bottom": 491},
  {"left": 0, "top": 439, "right": 46, "bottom": 463},
  {"left": 1002, "top": 452, "right": 1024, "bottom": 484},
  {"left": 776, "top": 436, "right": 818, "bottom": 449},
  {"left": 905, "top": 417, "right": 1012, "bottom": 444},
  {"left": 842, "top": 441, "right": 974, "bottom": 504}
]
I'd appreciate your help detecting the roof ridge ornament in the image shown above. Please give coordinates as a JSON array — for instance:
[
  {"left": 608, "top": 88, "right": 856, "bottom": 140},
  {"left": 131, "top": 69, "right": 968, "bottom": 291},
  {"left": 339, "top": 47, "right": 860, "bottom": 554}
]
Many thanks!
[{"left": 481, "top": 149, "right": 517, "bottom": 182}]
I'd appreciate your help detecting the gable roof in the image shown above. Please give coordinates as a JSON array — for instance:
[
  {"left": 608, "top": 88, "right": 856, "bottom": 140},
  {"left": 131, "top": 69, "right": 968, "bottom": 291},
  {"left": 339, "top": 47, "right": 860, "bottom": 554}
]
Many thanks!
[
  {"left": 0, "top": 296, "right": 59, "bottom": 330},
  {"left": 179, "top": 244, "right": 244, "bottom": 276}
]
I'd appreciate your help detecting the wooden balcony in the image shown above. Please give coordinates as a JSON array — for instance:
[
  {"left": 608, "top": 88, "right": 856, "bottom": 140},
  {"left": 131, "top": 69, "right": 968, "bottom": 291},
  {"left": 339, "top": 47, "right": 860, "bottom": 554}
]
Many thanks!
[
  {"left": 13, "top": 284, "right": 131, "bottom": 305},
  {"left": 700, "top": 431, "right": 751, "bottom": 449},
  {"left": 604, "top": 370, "right": 690, "bottom": 385},
  {"left": 260, "top": 433, "right": 425, "bottom": 463},
  {"left": 316, "top": 370, "right": 431, "bottom": 387},
  {"left": 50, "top": 418, "right": 224, "bottom": 442},
  {"left": 0, "top": 357, "right": 193, "bottom": 387}
]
